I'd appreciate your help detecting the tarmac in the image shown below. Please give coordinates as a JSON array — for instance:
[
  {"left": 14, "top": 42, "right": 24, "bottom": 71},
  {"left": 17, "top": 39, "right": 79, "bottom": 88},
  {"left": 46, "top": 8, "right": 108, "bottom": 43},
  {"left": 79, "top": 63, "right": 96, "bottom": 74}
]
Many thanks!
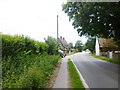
[{"left": 52, "top": 57, "right": 69, "bottom": 88}]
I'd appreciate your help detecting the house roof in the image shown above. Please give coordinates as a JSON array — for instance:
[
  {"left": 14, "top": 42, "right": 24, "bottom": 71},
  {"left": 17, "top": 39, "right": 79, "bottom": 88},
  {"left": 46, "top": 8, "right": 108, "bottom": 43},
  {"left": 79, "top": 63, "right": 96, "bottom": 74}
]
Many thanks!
[
  {"left": 57, "top": 36, "right": 68, "bottom": 49},
  {"left": 98, "top": 38, "right": 118, "bottom": 49}
]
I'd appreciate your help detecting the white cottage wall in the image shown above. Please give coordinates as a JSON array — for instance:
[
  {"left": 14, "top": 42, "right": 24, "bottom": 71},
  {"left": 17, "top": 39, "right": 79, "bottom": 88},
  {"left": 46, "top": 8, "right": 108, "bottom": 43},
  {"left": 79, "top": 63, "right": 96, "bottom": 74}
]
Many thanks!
[{"left": 95, "top": 37, "right": 100, "bottom": 56}]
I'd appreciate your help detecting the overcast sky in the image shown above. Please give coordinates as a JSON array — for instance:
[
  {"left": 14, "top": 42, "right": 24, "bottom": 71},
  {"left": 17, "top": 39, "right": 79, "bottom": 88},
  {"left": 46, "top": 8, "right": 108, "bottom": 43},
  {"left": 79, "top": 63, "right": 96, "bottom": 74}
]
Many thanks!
[{"left": 0, "top": 0, "right": 88, "bottom": 45}]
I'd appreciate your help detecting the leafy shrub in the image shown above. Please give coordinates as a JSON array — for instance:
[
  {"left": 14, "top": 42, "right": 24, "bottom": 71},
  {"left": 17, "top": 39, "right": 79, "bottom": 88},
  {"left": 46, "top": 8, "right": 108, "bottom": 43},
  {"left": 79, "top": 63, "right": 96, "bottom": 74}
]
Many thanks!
[
  {"left": 2, "top": 34, "right": 61, "bottom": 88},
  {"left": 2, "top": 54, "right": 60, "bottom": 88},
  {"left": 45, "top": 36, "right": 59, "bottom": 55},
  {"left": 17, "top": 65, "right": 45, "bottom": 88},
  {"left": 2, "top": 34, "right": 48, "bottom": 58}
]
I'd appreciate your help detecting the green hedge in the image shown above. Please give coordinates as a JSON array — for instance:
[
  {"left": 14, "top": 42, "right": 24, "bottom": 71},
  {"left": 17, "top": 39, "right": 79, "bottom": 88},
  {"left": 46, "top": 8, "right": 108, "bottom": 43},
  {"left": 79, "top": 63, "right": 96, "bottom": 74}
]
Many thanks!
[
  {"left": 2, "top": 34, "right": 61, "bottom": 88},
  {"left": 2, "top": 34, "right": 49, "bottom": 58},
  {"left": 2, "top": 54, "right": 60, "bottom": 88}
]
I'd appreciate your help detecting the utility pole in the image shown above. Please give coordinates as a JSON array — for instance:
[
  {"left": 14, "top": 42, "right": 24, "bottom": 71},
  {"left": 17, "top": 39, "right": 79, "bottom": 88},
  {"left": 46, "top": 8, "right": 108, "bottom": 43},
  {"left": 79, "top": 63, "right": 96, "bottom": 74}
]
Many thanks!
[
  {"left": 57, "top": 15, "right": 59, "bottom": 40},
  {"left": 57, "top": 15, "right": 59, "bottom": 49}
]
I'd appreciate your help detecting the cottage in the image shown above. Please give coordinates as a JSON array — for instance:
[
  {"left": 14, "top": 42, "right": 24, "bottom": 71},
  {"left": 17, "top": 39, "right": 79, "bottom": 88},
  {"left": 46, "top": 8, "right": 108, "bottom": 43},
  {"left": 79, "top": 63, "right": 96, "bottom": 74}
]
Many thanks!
[
  {"left": 57, "top": 36, "right": 69, "bottom": 50},
  {"left": 57, "top": 36, "right": 69, "bottom": 57},
  {"left": 95, "top": 37, "right": 120, "bottom": 60}
]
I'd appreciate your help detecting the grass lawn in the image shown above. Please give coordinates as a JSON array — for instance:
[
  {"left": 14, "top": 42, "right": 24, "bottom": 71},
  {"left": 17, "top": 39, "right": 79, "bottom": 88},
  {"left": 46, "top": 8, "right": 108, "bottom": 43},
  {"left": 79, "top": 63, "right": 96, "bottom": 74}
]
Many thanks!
[
  {"left": 68, "top": 59, "right": 84, "bottom": 89},
  {"left": 89, "top": 52, "right": 120, "bottom": 64}
]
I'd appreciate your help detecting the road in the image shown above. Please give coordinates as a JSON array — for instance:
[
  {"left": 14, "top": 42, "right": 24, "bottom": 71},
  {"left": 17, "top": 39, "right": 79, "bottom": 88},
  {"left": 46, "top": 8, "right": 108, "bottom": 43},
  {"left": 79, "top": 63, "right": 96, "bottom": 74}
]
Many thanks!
[{"left": 69, "top": 52, "right": 119, "bottom": 88}]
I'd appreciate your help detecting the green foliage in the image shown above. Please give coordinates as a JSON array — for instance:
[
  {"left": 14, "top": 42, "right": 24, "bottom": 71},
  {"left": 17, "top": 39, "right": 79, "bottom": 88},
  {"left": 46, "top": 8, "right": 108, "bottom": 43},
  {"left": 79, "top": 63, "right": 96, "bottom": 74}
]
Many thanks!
[
  {"left": 45, "top": 36, "right": 59, "bottom": 55},
  {"left": 2, "top": 34, "right": 48, "bottom": 58},
  {"left": 34, "top": 41, "right": 48, "bottom": 54},
  {"left": 62, "top": 2, "right": 120, "bottom": 47},
  {"left": 68, "top": 59, "right": 84, "bottom": 89},
  {"left": 74, "top": 40, "right": 83, "bottom": 52},
  {"left": 84, "top": 37, "right": 95, "bottom": 53},
  {"left": 2, "top": 54, "right": 60, "bottom": 88},
  {"left": 2, "top": 34, "right": 61, "bottom": 88},
  {"left": 68, "top": 42, "right": 73, "bottom": 49},
  {"left": 18, "top": 65, "right": 45, "bottom": 88}
]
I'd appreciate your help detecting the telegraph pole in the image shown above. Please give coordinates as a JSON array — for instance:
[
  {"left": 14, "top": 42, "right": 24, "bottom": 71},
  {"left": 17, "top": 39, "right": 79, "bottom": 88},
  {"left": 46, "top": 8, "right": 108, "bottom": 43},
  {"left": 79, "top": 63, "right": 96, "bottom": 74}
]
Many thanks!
[
  {"left": 57, "top": 15, "right": 59, "bottom": 49},
  {"left": 57, "top": 15, "right": 59, "bottom": 40}
]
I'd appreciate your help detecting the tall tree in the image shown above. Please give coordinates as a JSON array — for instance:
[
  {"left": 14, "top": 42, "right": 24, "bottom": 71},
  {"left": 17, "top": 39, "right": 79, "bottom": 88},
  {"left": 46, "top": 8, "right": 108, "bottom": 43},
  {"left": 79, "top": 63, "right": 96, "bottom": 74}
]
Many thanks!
[
  {"left": 85, "top": 37, "right": 96, "bottom": 53},
  {"left": 62, "top": 2, "right": 120, "bottom": 47},
  {"left": 74, "top": 40, "right": 83, "bottom": 52},
  {"left": 44, "top": 36, "right": 58, "bottom": 55},
  {"left": 68, "top": 42, "right": 73, "bottom": 49}
]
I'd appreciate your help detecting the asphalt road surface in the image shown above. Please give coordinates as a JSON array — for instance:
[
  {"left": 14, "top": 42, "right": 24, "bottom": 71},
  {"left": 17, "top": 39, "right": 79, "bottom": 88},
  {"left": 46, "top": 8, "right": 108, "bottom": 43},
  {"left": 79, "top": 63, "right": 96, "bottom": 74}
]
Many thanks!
[{"left": 69, "top": 52, "right": 119, "bottom": 88}]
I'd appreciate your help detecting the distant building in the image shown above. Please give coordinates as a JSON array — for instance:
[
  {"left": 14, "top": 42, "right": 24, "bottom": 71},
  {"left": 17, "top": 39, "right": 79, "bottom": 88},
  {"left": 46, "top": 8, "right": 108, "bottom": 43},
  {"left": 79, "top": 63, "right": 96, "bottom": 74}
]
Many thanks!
[
  {"left": 96, "top": 38, "right": 118, "bottom": 53},
  {"left": 95, "top": 37, "right": 120, "bottom": 60},
  {"left": 57, "top": 36, "right": 69, "bottom": 50}
]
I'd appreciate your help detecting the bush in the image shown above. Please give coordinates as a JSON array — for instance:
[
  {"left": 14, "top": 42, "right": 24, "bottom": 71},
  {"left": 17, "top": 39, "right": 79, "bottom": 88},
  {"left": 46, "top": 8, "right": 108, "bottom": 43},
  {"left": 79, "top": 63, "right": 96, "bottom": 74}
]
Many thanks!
[
  {"left": 2, "top": 34, "right": 48, "bottom": 58},
  {"left": 45, "top": 36, "right": 59, "bottom": 55},
  {"left": 17, "top": 65, "right": 45, "bottom": 88},
  {"left": 2, "top": 34, "right": 61, "bottom": 88},
  {"left": 2, "top": 54, "right": 60, "bottom": 88}
]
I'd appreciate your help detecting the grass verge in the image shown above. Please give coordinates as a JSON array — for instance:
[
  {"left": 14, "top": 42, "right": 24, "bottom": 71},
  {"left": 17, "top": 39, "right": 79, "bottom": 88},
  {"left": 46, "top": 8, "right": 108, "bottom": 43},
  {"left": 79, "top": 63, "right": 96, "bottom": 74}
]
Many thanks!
[
  {"left": 68, "top": 59, "right": 84, "bottom": 89},
  {"left": 89, "top": 52, "right": 120, "bottom": 64}
]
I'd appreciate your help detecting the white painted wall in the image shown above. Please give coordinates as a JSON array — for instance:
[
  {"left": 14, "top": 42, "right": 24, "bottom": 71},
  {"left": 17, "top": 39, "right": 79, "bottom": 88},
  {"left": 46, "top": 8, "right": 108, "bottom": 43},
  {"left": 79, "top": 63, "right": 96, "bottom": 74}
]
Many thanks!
[
  {"left": 109, "top": 51, "right": 113, "bottom": 59},
  {"left": 95, "top": 37, "right": 100, "bottom": 56}
]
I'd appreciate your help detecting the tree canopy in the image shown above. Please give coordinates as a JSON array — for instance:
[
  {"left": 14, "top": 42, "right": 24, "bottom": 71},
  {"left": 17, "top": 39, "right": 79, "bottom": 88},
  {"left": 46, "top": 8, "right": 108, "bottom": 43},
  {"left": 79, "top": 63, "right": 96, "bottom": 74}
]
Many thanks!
[
  {"left": 84, "top": 37, "right": 96, "bottom": 53},
  {"left": 68, "top": 42, "right": 74, "bottom": 49},
  {"left": 62, "top": 2, "right": 120, "bottom": 47},
  {"left": 74, "top": 40, "right": 83, "bottom": 52},
  {"left": 44, "top": 36, "right": 58, "bottom": 55}
]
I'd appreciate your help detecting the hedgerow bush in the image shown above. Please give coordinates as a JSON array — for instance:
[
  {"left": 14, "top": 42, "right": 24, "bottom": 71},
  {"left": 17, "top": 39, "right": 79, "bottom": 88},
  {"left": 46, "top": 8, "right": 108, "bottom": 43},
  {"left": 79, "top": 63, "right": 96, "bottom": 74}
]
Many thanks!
[
  {"left": 2, "top": 55, "right": 60, "bottom": 88},
  {"left": 2, "top": 34, "right": 49, "bottom": 57},
  {"left": 45, "top": 36, "right": 59, "bottom": 55},
  {"left": 2, "top": 34, "right": 61, "bottom": 88}
]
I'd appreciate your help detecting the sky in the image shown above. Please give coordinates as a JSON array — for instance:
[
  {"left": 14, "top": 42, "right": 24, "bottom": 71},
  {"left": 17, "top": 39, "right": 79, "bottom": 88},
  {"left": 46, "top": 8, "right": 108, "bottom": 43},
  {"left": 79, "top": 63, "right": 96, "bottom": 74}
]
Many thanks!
[{"left": 0, "top": 0, "right": 88, "bottom": 45}]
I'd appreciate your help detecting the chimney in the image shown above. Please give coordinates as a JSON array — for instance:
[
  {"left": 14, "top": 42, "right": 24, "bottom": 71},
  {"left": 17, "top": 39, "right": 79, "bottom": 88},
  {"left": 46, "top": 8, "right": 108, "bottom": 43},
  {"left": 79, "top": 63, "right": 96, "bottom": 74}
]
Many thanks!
[{"left": 60, "top": 36, "right": 62, "bottom": 39}]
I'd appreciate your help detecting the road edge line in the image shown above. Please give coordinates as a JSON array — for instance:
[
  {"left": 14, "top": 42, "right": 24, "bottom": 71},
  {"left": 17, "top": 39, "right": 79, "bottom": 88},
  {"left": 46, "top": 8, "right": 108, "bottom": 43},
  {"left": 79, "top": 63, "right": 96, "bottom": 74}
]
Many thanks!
[{"left": 70, "top": 58, "right": 89, "bottom": 89}]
